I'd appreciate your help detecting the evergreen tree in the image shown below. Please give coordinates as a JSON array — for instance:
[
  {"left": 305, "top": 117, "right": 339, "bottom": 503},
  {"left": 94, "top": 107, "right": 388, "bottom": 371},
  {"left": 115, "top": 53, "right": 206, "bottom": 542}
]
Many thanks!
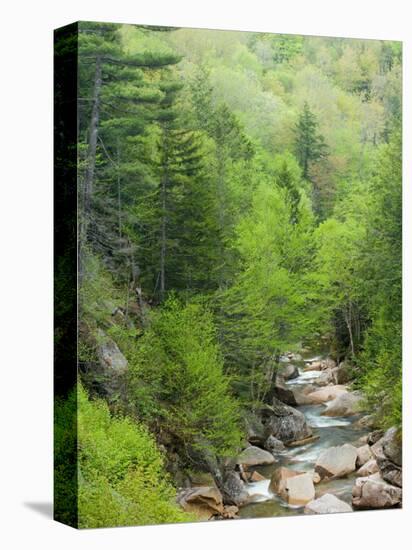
[{"left": 294, "top": 102, "right": 328, "bottom": 181}]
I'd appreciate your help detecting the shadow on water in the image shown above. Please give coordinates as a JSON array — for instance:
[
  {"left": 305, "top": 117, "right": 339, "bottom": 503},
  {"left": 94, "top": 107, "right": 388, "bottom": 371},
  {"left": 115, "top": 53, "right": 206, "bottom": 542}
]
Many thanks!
[{"left": 24, "top": 502, "right": 53, "bottom": 519}]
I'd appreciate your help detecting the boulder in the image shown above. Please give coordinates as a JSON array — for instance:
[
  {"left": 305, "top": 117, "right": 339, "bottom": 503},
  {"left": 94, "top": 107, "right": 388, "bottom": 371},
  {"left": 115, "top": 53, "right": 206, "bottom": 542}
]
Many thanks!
[
  {"left": 304, "top": 361, "right": 323, "bottom": 372},
  {"left": 269, "top": 467, "right": 315, "bottom": 505},
  {"left": 236, "top": 446, "right": 276, "bottom": 469},
  {"left": 356, "top": 459, "right": 379, "bottom": 477},
  {"left": 273, "top": 375, "right": 300, "bottom": 406},
  {"left": 322, "top": 392, "right": 362, "bottom": 417},
  {"left": 304, "top": 493, "right": 352, "bottom": 514},
  {"left": 245, "top": 413, "right": 266, "bottom": 446},
  {"left": 96, "top": 329, "right": 128, "bottom": 374},
  {"left": 264, "top": 435, "right": 285, "bottom": 454},
  {"left": 352, "top": 478, "right": 402, "bottom": 509},
  {"left": 315, "top": 443, "right": 358, "bottom": 480},
  {"left": 322, "top": 358, "right": 337, "bottom": 370},
  {"left": 306, "top": 385, "right": 347, "bottom": 404},
  {"left": 269, "top": 466, "right": 303, "bottom": 494},
  {"left": 285, "top": 473, "right": 315, "bottom": 506},
  {"left": 279, "top": 363, "right": 300, "bottom": 380},
  {"left": 261, "top": 398, "right": 313, "bottom": 444},
  {"left": 353, "top": 415, "right": 376, "bottom": 430},
  {"left": 316, "top": 369, "right": 336, "bottom": 387},
  {"left": 221, "top": 471, "right": 249, "bottom": 506},
  {"left": 382, "top": 427, "right": 402, "bottom": 466},
  {"left": 95, "top": 329, "right": 128, "bottom": 395},
  {"left": 371, "top": 432, "right": 402, "bottom": 487},
  {"left": 177, "top": 486, "right": 224, "bottom": 519},
  {"left": 356, "top": 445, "right": 373, "bottom": 468}
]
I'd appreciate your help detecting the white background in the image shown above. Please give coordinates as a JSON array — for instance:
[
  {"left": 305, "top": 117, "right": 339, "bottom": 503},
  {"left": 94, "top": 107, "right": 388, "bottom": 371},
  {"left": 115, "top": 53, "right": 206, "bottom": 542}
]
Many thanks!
[{"left": 0, "top": 0, "right": 410, "bottom": 548}]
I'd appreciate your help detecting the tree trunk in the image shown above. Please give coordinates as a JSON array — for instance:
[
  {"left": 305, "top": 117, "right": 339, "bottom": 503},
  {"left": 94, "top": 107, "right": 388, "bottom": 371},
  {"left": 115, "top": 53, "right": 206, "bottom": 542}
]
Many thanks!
[{"left": 84, "top": 55, "right": 102, "bottom": 214}]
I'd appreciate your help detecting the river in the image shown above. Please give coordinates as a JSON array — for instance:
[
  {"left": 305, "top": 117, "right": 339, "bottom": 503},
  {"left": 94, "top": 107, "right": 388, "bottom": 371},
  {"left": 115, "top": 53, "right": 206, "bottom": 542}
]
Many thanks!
[{"left": 239, "top": 357, "right": 368, "bottom": 518}]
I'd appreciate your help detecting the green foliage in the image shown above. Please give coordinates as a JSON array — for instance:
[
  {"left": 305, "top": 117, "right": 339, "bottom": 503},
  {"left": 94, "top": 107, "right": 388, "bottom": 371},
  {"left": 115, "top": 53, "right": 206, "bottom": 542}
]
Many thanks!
[
  {"left": 77, "top": 385, "right": 191, "bottom": 528},
  {"left": 122, "top": 297, "right": 242, "bottom": 458}
]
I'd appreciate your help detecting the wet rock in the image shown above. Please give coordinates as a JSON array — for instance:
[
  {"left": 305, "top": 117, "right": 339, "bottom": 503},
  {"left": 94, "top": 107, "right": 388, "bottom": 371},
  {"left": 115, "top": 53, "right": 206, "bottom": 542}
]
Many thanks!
[
  {"left": 261, "top": 398, "right": 313, "bottom": 444},
  {"left": 356, "top": 445, "right": 373, "bottom": 468},
  {"left": 264, "top": 435, "right": 285, "bottom": 454},
  {"left": 304, "top": 361, "right": 323, "bottom": 372},
  {"left": 221, "top": 471, "right": 249, "bottom": 506},
  {"left": 304, "top": 493, "right": 352, "bottom": 514},
  {"left": 236, "top": 446, "right": 276, "bottom": 469},
  {"left": 279, "top": 363, "right": 300, "bottom": 380},
  {"left": 306, "top": 385, "right": 347, "bottom": 404},
  {"left": 370, "top": 431, "right": 402, "bottom": 487},
  {"left": 356, "top": 459, "right": 379, "bottom": 477},
  {"left": 322, "top": 392, "right": 362, "bottom": 417},
  {"left": 269, "top": 466, "right": 303, "bottom": 494},
  {"left": 285, "top": 473, "right": 315, "bottom": 506},
  {"left": 352, "top": 478, "right": 402, "bottom": 509},
  {"left": 269, "top": 467, "right": 314, "bottom": 506},
  {"left": 315, "top": 443, "right": 358, "bottom": 480},
  {"left": 177, "top": 486, "right": 224, "bottom": 519}
]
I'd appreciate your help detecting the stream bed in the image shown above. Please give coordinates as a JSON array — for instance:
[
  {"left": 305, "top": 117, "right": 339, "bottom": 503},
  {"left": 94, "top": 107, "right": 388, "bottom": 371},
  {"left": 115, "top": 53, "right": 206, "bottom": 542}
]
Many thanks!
[{"left": 238, "top": 359, "right": 368, "bottom": 519}]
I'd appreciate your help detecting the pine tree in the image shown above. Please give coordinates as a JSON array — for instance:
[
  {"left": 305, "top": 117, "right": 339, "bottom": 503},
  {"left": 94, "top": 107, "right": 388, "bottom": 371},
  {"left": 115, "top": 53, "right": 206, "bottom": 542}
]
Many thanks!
[{"left": 294, "top": 102, "right": 328, "bottom": 181}]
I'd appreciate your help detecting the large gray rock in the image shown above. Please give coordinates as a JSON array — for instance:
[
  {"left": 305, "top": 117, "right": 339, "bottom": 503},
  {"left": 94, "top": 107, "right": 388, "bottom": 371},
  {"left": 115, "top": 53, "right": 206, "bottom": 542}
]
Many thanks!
[
  {"left": 261, "top": 398, "right": 313, "bottom": 444},
  {"left": 279, "top": 363, "right": 300, "bottom": 380},
  {"left": 264, "top": 435, "right": 285, "bottom": 454},
  {"left": 315, "top": 443, "right": 358, "bottom": 480},
  {"left": 352, "top": 478, "right": 402, "bottom": 509},
  {"left": 221, "top": 471, "right": 249, "bottom": 506},
  {"left": 322, "top": 392, "right": 362, "bottom": 417},
  {"left": 96, "top": 329, "right": 128, "bottom": 374},
  {"left": 245, "top": 413, "right": 266, "bottom": 446},
  {"left": 371, "top": 429, "right": 402, "bottom": 487},
  {"left": 382, "top": 427, "right": 402, "bottom": 466},
  {"left": 273, "top": 375, "right": 300, "bottom": 406},
  {"left": 236, "top": 446, "right": 276, "bottom": 469},
  {"left": 304, "top": 493, "right": 352, "bottom": 514},
  {"left": 95, "top": 329, "right": 128, "bottom": 395}
]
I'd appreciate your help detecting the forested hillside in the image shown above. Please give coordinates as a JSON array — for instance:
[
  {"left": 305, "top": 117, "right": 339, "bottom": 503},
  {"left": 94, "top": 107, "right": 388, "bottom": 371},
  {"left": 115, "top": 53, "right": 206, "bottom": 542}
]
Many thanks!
[{"left": 67, "top": 23, "right": 402, "bottom": 526}]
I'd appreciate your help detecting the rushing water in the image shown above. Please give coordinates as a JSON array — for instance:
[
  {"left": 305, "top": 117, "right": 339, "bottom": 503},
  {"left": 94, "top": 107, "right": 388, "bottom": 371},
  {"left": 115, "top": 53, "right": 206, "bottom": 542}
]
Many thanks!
[{"left": 239, "top": 360, "right": 368, "bottom": 519}]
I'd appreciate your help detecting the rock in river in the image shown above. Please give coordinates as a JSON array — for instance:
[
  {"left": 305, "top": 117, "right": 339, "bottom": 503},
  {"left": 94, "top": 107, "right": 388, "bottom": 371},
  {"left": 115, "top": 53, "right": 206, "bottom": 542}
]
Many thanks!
[
  {"left": 356, "top": 459, "right": 379, "bottom": 477},
  {"left": 269, "top": 467, "right": 315, "bottom": 506},
  {"left": 352, "top": 477, "right": 402, "bottom": 509},
  {"left": 304, "top": 493, "right": 352, "bottom": 514},
  {"left": 236, "top": 446, "right": 276, "bottom": 469},
  {"left": 279, "top": 363, "right": 300, "bottom": 380},
  {"left": 306, "top": 385, "right": 347, "bottom": 404},
  {"left": 356, "top": 444, "right": 373, "bottom": 467},
  {"left": 315, "top": 443, "right": 358, "bottom": 480},
  {"left": 322, "top": 392, "right": 363, "bottom": 417},
  {"left": 261, "top": 397, "right": 313, "bottom": 444}
]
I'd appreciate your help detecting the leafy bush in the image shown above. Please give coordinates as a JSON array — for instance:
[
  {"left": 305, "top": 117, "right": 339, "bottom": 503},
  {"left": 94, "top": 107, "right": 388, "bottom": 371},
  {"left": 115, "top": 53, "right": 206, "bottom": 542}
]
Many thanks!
[{"left": 75, "top": 385, "right": 190, "bottom": 528}]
